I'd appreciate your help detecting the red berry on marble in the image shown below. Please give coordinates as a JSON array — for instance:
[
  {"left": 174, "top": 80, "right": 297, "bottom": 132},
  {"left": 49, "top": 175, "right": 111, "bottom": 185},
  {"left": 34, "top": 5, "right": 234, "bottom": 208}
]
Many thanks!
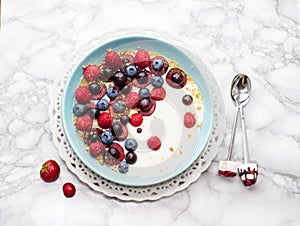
[
  {"left": 83, "top": 65, "right": 100, "bottom": 81},
  {"left": 134, "top": 49, "right": 150, "bottom": 68},
  {"left": 63, "top": 182, "right": 76, "bottom": 198},
  {"left": 147, "top": 136, "right": 161, "bottom": 151},
  {"left": 75, "top": 86, "right": 91, "bottom": 103},
  {"left": 105, "top": 50, "right": 122, "bottom": 69},
  {"left": 76, "top": 115, "right": 93, "bottom": 131},
  {"left": 97, "top": 112, "right": 112, "bottom": 129},
  {"left": 130, "top": 113, "right": 143, "bottom": 127},
  {"left": 40, "top": 160, "right": 60, "bottom": 182}
]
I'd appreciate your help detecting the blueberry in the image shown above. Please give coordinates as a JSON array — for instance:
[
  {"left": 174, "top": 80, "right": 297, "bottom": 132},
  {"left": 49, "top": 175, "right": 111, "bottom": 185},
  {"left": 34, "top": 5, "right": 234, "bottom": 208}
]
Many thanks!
[
  {"left": 88, "top": 82, "right": 100, "bottom": 95},
  {"left": 138, "top": 88, "right": 150, "bottom": 99},
  {"left": 112, "top": 100, "right": 126, "bottom": 113},
  {"left": 120, "top": 115, "right": 130, "bottom": 125},
  {"left": 125, "top": 151, "right": 137, "bottom": 164},
  {"left": 106, "top": 86, "right": 119, "bottom": 99},
  {"left": 100, "top": 131, "right": 113, "bottom": 145},
  {"left": 73, "top": 104, "right": 88, "bottom": 117},
  {"left": 112, "top": 123, "right": 123, "bottom": 136},
  {"left": 89, "top": 133, "right": 100, "bottom": 142},
  {"left": 152, "top": 58, "right": 164, "bottom": 71},
  {"left": 120, "top": 84, "right": 131, "bottom": 95},
  {"left": 118, "top": 161, "right": 129, "bottom": 174},
  {"left": 97, "top": 99, "right": 109, "bottom": 111},
  {"left": 125, "top": 138, "right": 138, "bottom": 152},
  {"left": 125, "top": 65, "right": 138, "bottom": 78},
  {"left": 151, "top": 76, "right": 164, "bottom": 88}
]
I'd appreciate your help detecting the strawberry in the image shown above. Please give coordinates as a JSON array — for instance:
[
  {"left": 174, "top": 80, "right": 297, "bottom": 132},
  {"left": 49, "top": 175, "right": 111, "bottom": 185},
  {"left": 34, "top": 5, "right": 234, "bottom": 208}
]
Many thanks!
[
  {"left": 75, "top": 86, "right": 91, "bottom": 103},
  {"left": 97, "top": 112, "right": 112, "bottom": 129},
  {"left": 89, "top": 142, "right": 104, "bottom": 157},
  {"left": 40, "top": 160, "right": 60, "bottom": 182},
  {"left": 147, "top": 136, "right": 161, "bottom": 151},
  {"left": 124, "top": 92, "right": 140, "bottom": 109},
  {"left": 63, "top": 182, "right": 76, "bottom": 198},
  {"left": 184, "top": 112, "right": 196, "bottom": 128},
  {"left": 76, "top": 115, "right": 93, "bottom": 131},
  {"left": 105, "top": 50, "right": 122, "bottom": 69},
  {"left": 134, "top": 49, "right": 150, "bottom": 68},
  {"left": 130, "top": 113, "right": 143, "bottom": 127},
  {"left": 151, "top": 87, "right": 166, "bottom": 101},
  {"left": 83, "top": 65, "right": 100, "bottom": 81}
]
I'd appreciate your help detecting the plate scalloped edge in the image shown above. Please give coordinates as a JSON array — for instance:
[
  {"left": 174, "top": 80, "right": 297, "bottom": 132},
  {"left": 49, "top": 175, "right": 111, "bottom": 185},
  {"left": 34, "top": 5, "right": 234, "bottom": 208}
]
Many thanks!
[{"left": 48, "top": 28, "right": 225, "bottom": 202}]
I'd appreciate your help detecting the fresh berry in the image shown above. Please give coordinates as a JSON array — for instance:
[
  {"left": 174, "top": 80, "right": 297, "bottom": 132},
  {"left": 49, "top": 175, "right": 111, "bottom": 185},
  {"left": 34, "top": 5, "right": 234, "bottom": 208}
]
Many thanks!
[
  {"left": 137, "top": 98, "right": 153, "bottom": 112},
  {"left": 63, "top": 182, "right": 76, "bottom": 198},
  {"left": 139, "top": 98, "right": 156, "bottom": 116},
  {"left": 83, "top": 65, "right": 100, "bottom": 81},
  {"left": 125, "top": 151, "right": 137, "bottom": 164},
  {"left": 97, "top": 98, "right": 109, "bottom": 111},
  {"left": 184, "top": 112, "right": 196, "bottom": 128},
  {"left": 113, "top": 71, "right": 127, "bottom": 87},
  {"left": 166, "top": 68, "right": 187, "bottom": 89},
  {"left": 125, "top": 138, "right": 138, "bottom": 151},
  {"left": 102, "top": 67, "right": 114, "bottom": 81},
  {"left": 75, "top": 87, "right": 91, "bottom": 103},
  {"left": 121, "top": 54, "right": 134, "bottom": 66},
  {"left": 147, "top": 136, "right": 161, "bottom": 151},
  {"left": 103, "top": 143, "right": 125, "bottom": 165},
  {"left": 151, "top": 87, "right": 166, "bottom": 101},
  {"left": 115, "top": 123, "right": 128, "bottom": 141},
  {"left": 91, "top": 84, "right": 107, "bottom": 100},
  {"left": 40, "top": 160, "right": 60, "bottom": 182},
  {"left": 89, "top": 142, "right": 104, "bottom": 157},
  {"left": 149, "top": 56, "right": 169, "bottom": 75},
  {"left": 86, "top": 108, "right": 97, "bottom": 119},
  {"left": 120, "top": 84, "right": 131, "bottom": 95},
  {"left": 97, "top": 112, "right": 112, "bottom": 129},
  {"left": 106, "top": 86, "right": 119, "bottom": 99},
  {"left": 151, "top": 76, "right": 164, "bottom": 88},
  {"left": 73, "top": 103, "right": 88, "bottom": 117},
  {"left": 88, "top": 82, "right": 101, "bottom": 95},
  {"left": 182, "top": 95, "right": 193, "bottom": 105},
  {"left": 118, "top": 161, "right": 129, "bottom": 174},
  {"left": 132, "top": 70, "right": 152, "bottom": 88},
  {"left": 137, "top": 128, "right": 142, "bottom": 133},
  {"left": 125, "top": 65, "right": 138, "bottom": 78},
  {"left": 112, "top": 123, "right": 123, "bottom": 136},
  {"left": 89, "top": 133, "right": 100, "bottom": 142},
  {"left": 124, "top": 92, "right": 140, "bottom": 109},
  {"left": 134, "top": 49, "right": 150, "bottom": 68},
  {"left": 105, "top": 50, "right": 122, "bottom": 69},
  {"left": 120, "top": 115, "right": 130, "bottom": 125},
  {"left": 112, "top": 100, "right": 126, "bottom": 113},
  {"left": 76, "top": 115, "right": 93, "bottom": 131},
  {"left": 130, "top": 113, "right": 143, "bottom": 127},
  {"left": 100, "top": 130, "right": 114, "bottom": 145},
  {"left": 138, "top": 88, "right": 150, "bottom": 99}
]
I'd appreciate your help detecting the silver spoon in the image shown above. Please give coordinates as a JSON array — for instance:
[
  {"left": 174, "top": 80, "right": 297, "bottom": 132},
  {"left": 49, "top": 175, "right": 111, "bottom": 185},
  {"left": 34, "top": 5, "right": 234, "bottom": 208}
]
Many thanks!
[
  {"left": 218, "top": 76, "right": 242, "bottom": 177},
  {"left": 232, "top": 74, "right": 258, "bottom": 186}
]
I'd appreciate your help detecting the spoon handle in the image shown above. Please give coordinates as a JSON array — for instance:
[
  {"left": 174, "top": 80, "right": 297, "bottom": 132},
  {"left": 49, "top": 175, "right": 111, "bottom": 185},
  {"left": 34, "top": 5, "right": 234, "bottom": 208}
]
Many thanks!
[
  {"left": 227, "top": 105, "right": 239, "bottom": 160},
  {"left": 239, "top": 105, "right": 250, "bottom": 163}
]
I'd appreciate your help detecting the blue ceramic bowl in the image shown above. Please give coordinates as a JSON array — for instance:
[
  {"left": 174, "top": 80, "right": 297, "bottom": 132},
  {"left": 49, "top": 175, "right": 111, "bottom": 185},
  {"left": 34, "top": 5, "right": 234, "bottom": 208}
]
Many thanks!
[{"left": 62, "top": 36, "right": 213, "bottom": 186}]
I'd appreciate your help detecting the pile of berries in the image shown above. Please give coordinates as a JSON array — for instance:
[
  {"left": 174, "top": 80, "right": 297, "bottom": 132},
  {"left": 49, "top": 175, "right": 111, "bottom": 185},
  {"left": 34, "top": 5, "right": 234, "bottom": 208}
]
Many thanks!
[{"left": 73, "top": 49, "right": 188, "bottom": 173}]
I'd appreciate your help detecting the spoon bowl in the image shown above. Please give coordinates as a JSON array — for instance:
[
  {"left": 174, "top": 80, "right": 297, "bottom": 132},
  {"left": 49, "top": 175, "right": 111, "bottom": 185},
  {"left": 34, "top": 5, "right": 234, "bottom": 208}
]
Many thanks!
[{"left": 231, "top": 74, "right": 251, "bottom": 107}]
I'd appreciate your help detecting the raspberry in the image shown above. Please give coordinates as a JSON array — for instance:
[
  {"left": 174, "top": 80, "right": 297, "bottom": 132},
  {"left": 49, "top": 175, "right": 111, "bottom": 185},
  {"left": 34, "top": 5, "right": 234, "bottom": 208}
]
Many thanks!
[
  {"left": 97, "top": 112, "right": 112, "bottom": 129},
  {"left": 75, "top": 87, "right": 91, "bottom": 103},
  {"left": 151, "top": 87, "right": 166, "bottom": 101},
  {"left": 124, "top": 92, "right": 140, "bottom": 109},
  {"left": 134, "top": 49, "right": 150, "bottom": 68},
  {"left": 130, "top": 113, "right": 143, "bottom": 127},
  {"left": 147, "top": 136, "right": 161, "bottom": 151},
  {"left": 83, "top": 65, "right": 100, "bottom": 81},
  {"left": 76, "top": 115, "right": 93, "bottom": 131},
  {"left": 184, "top": 112, "right": 196, "bottom": 128},
  {"left": 89, "top": 142, "right": 104, "bottom": 157},
  {"left": 105, "top": 50, "right": 122, "bottom": 69}
]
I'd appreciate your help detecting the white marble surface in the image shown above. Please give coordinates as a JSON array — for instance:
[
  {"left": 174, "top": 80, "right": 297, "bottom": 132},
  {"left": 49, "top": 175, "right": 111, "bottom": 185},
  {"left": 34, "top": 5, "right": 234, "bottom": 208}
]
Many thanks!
[{"left": 1, "top": 0, "right": 300, "bottom": 225}]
